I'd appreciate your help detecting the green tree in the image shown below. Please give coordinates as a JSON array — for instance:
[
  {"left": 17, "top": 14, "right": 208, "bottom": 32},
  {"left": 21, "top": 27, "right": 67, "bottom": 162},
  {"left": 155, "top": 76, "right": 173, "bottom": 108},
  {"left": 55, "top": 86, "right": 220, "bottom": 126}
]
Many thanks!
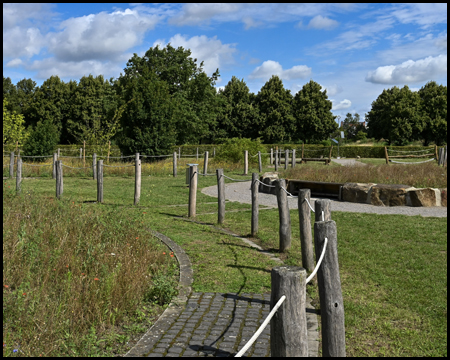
[
  {"left": 418, "top": 81, "right": 447, "bottom": 146},
  {"left": 367, "top": 86, "right": 424, "bottom": 145},
  {"left": 292, "top": 80, "right": 337, "bottom": 143},
  {"left": 22, "top": 119, "right": 60, "bottom": 160},
  {"left": 3, "top": 98, "right": 29, "bottom": 146},
  {"left": 256, "top": 75, "right": 294, "bottom": 143}
]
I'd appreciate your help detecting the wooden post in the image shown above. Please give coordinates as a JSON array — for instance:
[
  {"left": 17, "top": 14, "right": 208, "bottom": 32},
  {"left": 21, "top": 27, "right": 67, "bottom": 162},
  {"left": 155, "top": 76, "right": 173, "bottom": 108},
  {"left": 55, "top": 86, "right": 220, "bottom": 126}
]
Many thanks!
[
  {"left": 92, "top": 153, "right": 97, "bottom": 180},
  {"left": 16, "top": 158, "right": 22, "bottom": 194},
  {"left": 9, "top": 151, "right": 14, "bottom": 178},
  {"left": 178, "top": 147, "right": 181, "bottom": 160},
  {"left": 213, "top": 147, "right": 215, "bottom": 158},
  {"left": 203, "top": 151, "right": 209, "bottom": 175},
  {"left": 196, "top": 147, "right": 199, "bottom": 161},
  {"left": 188, "top": 165, "right": 198, "bottom": 218},
  {"left": 258, "top": 151, "right": 262, "bottom": 173},
  {"left": 216, "top": 168, "right": 225, "bottom": 224},
  {"left": 314, "top": 220, "right": 346, "bottom": 357},
  {"left": 438, "top": 147, "right": 443, "bottom": 166},
  {"left": 315, "top": 198, "right": 332, "bottom": 222},
  {"left": 444, "top": 145, "right": 448, "bottom": 166},
  {"left": 329, "top": 145, "right": 333, "bottom": 161},
  {"left": 56, "top": 160, "right": 63, "bottom": 200},
  {"left": 134, "top": 158, "right": 141, "bottom": 205},
  {"left": 292, "top": 149, "right": 296, "bottom": 168},
  {"left": 57, "top": 148, "right": 60, "bottom": 158},
  {"left": 97, "top": 160, "right": 103, "bottom": 203},
  {"left": 52, "top": 153, "right": 57, "bottom": 179},
  {"left": 173, "top": 152, "right": 177, "bottom": 177},
  {"left": 270, "top": 148, "right": 273, "bottom": 166},
  {"left": 301, "top": 143, "right": 304, "bottom": 160},
  {"left": 275, "top": 179, "right": 291, "bottom": 252},
  {"left": 79, "top": 148, "right": 82, "bottom": 160},
  {"left": 298, "top": 189, "right": 315, "bottom": 273},
  {"left": 270, "top": 266, "right": 308, "bottom": 357},
  {"left": 83, "top": 140, "right": 86, "bottom": 168},
  {"left": 285, "top": 149, "right": 289, "bottom": 170},
  {"left": 107, "top": 141, "right": 111, "bottom": 164},
  {"left": 384, "top": 146, "right": 389, "bottom": 165},
  {"left": 251, "top": 172, "right": 259, "bottom": 237},
  {"left": 244, "top": 150, "right": 248, "bottom": 175},
  {"left": 275, "top": 149, "right": 278, "bottom": 171}
]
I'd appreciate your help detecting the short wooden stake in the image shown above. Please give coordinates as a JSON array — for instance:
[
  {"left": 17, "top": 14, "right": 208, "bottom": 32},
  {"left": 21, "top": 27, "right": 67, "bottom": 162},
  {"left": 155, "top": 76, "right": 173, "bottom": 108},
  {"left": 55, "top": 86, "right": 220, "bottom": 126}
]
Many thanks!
[
  {"left": 79, "top": 148, "right": 82, "bottom": 160},
  {"left": 57, "top": 148, "right": 60, "bottom": 157},
  {"left": 107, "top": 141, "right": 111, "bottom": 164},
  {"left": 217, "top": 168, "right": 225, "bottom": 224},
  {"left": 173, "top": 152, "right": 177, "bottom": 177},
  {"left": 16, "top": 158, "right": 22, "bottom": 194},
  {"left": 270, "top": 148, "right": 273, "bottom": 166},
  {"left": 314, "top": 220, "right": 346, "bottom": 357},
  {"left": 270, "top": 266, "right": 308, "bottom": 357},
  {"left": 258, "top": 151, "right": 262, "bottom": 173},
  {"left": 275, "top": 179, "right": 291, "bottom": 252},
  {"left": 92, "top": 153, "right": 97, "bottom": 180},
  {"left": 251, "top": 172, "right": 259, "bottom": 237},
  {"left": 56, "top": 160, "right": 63, "bottom": 200},
  {"left": 134, "top": 158, "right": 141, "bottom": 205},
  {"left": 315, "top": 198, "right": 331, "bottom": 222},
  {"left": 285, "top": 149, "right": 289, "bottom": 170},
  {"left": 244, "top": 150, "right": 248, "bottom": 175},
  {"left": 298, "top": 189, "right": 315, "bottom": 273},
  {"left": 97, "top": 160, "right": 103, "bottom": 203},
  {"left": 275, "top": 149, "right": 278, "bottom": 171},
  {"left": 292, "top": 149, "right": 296, "bottom": 168},
  {"left": 52, "top": 153, "right": 57, "bottom": 179},
  {"left": 203, "top": 151, "right": 209, "bottom": 175},
  {"left": 384, "top": 146, "right": 389, "bottom": 165},
  {"left": 10, "top": 151, "right": 15, "bottom": 178},
  {"left": 188, "top": 165, "right": 198, "bottom": 218},
  {"left": 178, "top": 147, "right": 181, "bottom": 160},
  {"left": 301, "top": 143, "right": 304, "bottom": 160}
]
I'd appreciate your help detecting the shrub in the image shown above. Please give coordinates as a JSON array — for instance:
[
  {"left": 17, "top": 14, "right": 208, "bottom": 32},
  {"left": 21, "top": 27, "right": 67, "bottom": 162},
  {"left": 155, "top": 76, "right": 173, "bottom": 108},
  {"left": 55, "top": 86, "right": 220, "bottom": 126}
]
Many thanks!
[
  {"left": 22, "top": 120, "right": 60, "bottom": 161},
  {"left": 215, "top": 138, "right": 268, "bottom": 164}
]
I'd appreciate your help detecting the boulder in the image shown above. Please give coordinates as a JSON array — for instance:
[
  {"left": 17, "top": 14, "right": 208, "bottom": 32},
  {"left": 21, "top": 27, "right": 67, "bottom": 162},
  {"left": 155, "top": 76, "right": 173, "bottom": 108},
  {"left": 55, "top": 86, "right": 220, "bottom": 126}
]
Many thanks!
[
  {"left": 406, "top": 188, "right": 440, "bottom": 207},
  {"left": 342, "top": 183, "right": 376, "bottom": 204},
  {"left": 259, "top": 172, "right": 279, "bottom": 195},
  {"left": 369, "top": 184, "right": 413, "bottom": 206}
]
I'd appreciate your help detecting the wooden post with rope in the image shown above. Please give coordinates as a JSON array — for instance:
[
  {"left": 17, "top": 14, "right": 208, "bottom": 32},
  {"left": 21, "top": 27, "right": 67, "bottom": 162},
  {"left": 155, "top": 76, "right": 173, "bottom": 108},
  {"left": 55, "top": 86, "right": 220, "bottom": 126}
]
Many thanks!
[
  {"left": 251, "top": 172, "right": 259, "bottom": 237},
  {"left": 275, "top": 179, "right": 291, "bottom": 252},
  {"left": 298, "top": 189, "right": 315, "bottom": 273}
]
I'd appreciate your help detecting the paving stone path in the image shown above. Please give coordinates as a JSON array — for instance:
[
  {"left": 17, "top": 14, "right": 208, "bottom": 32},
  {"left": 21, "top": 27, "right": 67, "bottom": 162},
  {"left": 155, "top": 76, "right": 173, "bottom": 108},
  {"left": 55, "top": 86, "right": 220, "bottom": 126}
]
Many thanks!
[{"left": 125, "top": 229, "right": 319, "bottom": 357}]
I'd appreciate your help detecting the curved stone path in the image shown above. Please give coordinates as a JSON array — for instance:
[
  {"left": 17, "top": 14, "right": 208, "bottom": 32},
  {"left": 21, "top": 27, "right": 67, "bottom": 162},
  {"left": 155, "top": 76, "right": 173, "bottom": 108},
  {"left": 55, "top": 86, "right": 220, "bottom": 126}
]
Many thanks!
[{"left": 125, "top": 227, "right": 319, "bottom": 357}]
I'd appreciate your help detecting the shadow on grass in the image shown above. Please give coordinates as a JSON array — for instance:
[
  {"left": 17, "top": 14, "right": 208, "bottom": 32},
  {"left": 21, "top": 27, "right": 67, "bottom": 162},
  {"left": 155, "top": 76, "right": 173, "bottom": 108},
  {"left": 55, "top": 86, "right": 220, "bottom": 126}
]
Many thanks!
[{"left": 226, "top": 264, "right": 271, "bottom": 273}]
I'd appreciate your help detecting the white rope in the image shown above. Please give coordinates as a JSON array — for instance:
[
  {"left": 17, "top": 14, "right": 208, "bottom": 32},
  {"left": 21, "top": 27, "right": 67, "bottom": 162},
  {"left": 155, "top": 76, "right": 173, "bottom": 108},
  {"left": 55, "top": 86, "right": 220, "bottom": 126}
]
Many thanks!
[
  {"left": 235, "top": 295, "right": 286, "bottom": 357},
  {"left": 141, "top": 154, "right": 172, "bottom": 158},
  {"left": 390, "top": 158, "right": 435, "bottom": 164},
  {"left": 255, "top": 178, "right": 276, "bottom": 188},
  {"left": 387, "top": 148, "right": 431, "bottom": 153},
  {"left": 61, "top": 164, "right": 88, "bottom": 169},
  {"left": 280, "top": 185, "right": 298, "bottom": 198},
  {"left": 222, "top": 174, "right": 252, "bottom": 182},
  {"left": 103, "top": 164, "right": 135, "bottom": 167},
  {"left": 306, "top": 237, "right": 328, "bottom": 284},
  {"left": 322, "top": 211, "right": 324, "bottom": 221},
  {"left": 303, "top": 197, "right": 315, "bottom": 212},
  {"left": 199, "top": 173, "right": 216, "bottom": 176},
  {"left": 20, "top": 155, "right": 53, "bottom": 158}
]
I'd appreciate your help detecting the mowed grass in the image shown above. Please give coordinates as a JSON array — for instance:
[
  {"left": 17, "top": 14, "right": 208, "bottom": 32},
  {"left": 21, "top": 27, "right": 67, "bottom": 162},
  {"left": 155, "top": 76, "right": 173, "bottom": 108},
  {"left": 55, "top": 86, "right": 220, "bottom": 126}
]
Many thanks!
[{"left": 3, "top": 159, "right": 447, "bottom": 357}]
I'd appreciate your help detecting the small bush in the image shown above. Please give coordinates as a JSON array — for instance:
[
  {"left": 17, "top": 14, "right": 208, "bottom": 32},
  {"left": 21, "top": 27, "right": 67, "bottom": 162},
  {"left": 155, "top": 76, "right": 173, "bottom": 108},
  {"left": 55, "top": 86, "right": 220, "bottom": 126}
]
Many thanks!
[
  {"left": 215, "top": 138, "right": 268, "bottom": 165},
  {"left": 22, "top": 120, "right": 60, "bottom": 161}
]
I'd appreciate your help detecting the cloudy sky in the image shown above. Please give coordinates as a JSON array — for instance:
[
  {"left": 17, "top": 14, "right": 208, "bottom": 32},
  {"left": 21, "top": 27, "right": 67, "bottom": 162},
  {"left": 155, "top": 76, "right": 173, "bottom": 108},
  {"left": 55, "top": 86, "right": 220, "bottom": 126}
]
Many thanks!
[{"left": 3, "top": 3, "right": 447, "bottom": 122}]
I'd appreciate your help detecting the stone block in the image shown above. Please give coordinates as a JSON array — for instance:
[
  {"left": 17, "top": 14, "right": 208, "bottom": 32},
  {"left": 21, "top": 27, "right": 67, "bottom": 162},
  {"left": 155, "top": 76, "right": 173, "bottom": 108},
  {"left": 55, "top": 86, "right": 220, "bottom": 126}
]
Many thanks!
[
  {"left": 406, "top": 188, "right": 440, "bottom": 207},
  {"left": 259, "top": 172, "right": 278, "bottom": 195},
  {"left": 441, "top": 188, "right": 447, "bottom": 207},
  {"left": 341, "top": 182, "right": 376, "bottom": 204},
  {"left": 369, "top": 184, "right": 414, "bottom": 206}
]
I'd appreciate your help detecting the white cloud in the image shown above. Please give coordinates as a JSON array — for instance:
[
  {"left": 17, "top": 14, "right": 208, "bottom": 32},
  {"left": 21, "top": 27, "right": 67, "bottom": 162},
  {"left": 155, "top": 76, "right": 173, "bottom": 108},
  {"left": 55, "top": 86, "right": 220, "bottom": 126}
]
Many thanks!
[
  {"left": 307, "top": 15, "right": 338, "bottom": 30},
  {"left": 168, "top": 3, "right": 242, "bottom": 26},
  {"left": 249, "top": 60, "right": 311, "bottom": 81},
  {"left": 323, "top": 84, "right": 343, "bottom": 96},
  {"left": 332, "top": 99, "right": 352, "bottom": 110},
  {"left": 5, "top": 58, "right": 23, "bottom": 67},
  {"left": 390, "top": 3, "right": 447, "bottom": 29},
  {"left": 3, "top": 26, "right": 44, "bottom": 58},
  {"left": 365, "top": 54, "right": 447, "bottom": 84},
  {"left": 242, "top": 17, "right": 263, "bottom": 29},
  {"left": 47, "top": 9, "right": 159, "bottom": 62},
  {"left": 153, "top": 34, "right": 237, "bottom": 76}
]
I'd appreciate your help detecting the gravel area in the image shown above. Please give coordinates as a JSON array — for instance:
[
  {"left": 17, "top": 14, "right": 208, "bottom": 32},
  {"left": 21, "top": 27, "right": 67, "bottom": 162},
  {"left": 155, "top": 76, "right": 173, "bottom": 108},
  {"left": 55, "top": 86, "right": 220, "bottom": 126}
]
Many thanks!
[{"left": 201, "top": 181, "right": 447, "bottom": 218}]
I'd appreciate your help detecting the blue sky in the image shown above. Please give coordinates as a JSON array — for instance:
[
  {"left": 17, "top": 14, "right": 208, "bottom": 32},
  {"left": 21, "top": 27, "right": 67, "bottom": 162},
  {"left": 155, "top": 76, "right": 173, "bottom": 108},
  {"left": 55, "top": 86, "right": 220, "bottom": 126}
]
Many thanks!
[{"left": 3, "top": 3, "right": 447, "bottom": 122}]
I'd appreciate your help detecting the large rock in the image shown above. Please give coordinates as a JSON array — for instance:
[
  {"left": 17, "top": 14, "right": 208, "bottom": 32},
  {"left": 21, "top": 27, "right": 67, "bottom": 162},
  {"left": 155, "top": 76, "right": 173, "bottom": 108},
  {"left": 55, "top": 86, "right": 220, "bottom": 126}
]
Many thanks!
[
  {"left": 406, "top": 188, "right": 440, "bottom": 207},
  {"left": 369, "top": 184, "right": 414, "bottom": 206},
  {"left": 259, "top": 172, "right": 279, "bottom": 195},
  {"left": 342, "top": 183, "right": 376, "bottom": 203}
]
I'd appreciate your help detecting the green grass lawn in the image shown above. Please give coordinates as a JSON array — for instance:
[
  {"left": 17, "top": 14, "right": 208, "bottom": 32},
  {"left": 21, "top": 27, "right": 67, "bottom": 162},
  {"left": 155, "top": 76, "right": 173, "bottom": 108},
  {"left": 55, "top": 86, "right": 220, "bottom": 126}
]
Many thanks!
[{"left": 3, "top": 162, "right": 447, "bottom": 357}]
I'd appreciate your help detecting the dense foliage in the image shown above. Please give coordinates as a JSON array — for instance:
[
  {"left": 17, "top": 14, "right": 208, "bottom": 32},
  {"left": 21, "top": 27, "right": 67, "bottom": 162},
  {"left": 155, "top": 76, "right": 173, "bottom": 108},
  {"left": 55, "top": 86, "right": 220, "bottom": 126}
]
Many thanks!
[{"left": 3, "top": 45, "right": 447, "bottom": 153}]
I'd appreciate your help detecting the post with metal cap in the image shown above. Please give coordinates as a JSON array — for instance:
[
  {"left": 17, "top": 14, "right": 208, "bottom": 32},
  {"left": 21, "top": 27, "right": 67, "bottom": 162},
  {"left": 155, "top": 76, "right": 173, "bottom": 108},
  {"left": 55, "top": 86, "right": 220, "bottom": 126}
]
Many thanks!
[
  {"left": 92, "top": 153, "right": 97, "bottom": 180},
  {"left": 97, "top": 160, "right": 103, "bottom": 203},
  {"left": 244, "top": 150, "right": 248, "bottom": 175},
  {"left": 271, "top": 266, "right": 308, "bottom": 357},
  {"left": 315, "top": 198, "right": 331, "bottom": 222},
  {"left": 314, "top": 220, "right": 346, "bottom": 357},
  {"left": 52, "top": 153, "right": 57, "bottom": 179},
  {"left": 134, "top": 156, "right": 141, "bottom": 205},
  {"left": 56, "top": 160, "right": 63, "bottom": 200},
  {"left": 203, "top": 151, "right": 209, "bottom": 175},
  {"left": 275, "top": 179, "right": 291, "bottom": 252},
  {"left": 10, "top": 151, "right": 14, "bottom": 178},
  {"left": 216, "top": 168, "right": 225, "bottom": 224},
  {"left": 298, "top": 189, "right": 315, "bottom": 273},
  {"left": 251, "top": 172, "right": 259, "bottom": 237},
  {"left": 16, "top": 157, "right": 22, "bottom": 194},
  {"left": 173, "top": 152, "right": 177, "bottom": 177},
  {"left": 188, "top": 164, "right": 198, "bottom": 218}
]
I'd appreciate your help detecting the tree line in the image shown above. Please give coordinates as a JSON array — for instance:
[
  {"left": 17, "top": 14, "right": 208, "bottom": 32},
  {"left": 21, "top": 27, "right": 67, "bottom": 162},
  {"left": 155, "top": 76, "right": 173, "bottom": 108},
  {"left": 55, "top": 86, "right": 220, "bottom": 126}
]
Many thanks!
[{"left": 3, "top": 44, "right": 447, "bottom": 157}]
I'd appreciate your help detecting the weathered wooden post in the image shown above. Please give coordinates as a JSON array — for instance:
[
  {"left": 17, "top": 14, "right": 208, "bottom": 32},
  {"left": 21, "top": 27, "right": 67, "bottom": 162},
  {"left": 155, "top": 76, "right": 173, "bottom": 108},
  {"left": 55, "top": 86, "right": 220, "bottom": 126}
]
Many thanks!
[
  {"left": 251, "top": 172, "right": 259, "bottom": 237},
  {"left": 213, "top": 147, "right": 216, "bottom": 158},
  {"left": 134, "top": 156, "right": 141, "bottom": 205},
  {"left": 203, "top": 151, "right": 209, "bottom": 175},
  {"left": 285, "top": 149, "right": 289, "bottom": 170},
  {"left": 16, "top": 158, "right": 22, "bottom": 194},
  {"left": 178, "top": 147, "right": 181, "bottom": 160},
  {"left": 258, "top": 151, "right": 262, "bottom": 173},
  {"left": 57, "top": 148, "right": 60, "bottom": 158},
  {"left": 301, "top": 143, "right": 304, "bottom": 160},
  {"left": 196, "top": 147, "right": 199, "bottom": 161},
  {"left": 314, "top": 220, "right": 346, "bottom": 357},
  {"left": 9, "top": 151, "right": 14, "bottom": 178},
  {"left": 244, "top": 150, "right": 248, "bottom": 175},
  {"left": 79, "top": 148, "right": 82, "bottom": 161},
  {"left": 92, "top": 153, "right": 97, "bottom": 180},
  {"left": 270, "top": 266, "right": 308, "bottom": 357},
  {"left": 173, "top": 152, "right": 177, "bottom": 177},
  {"left": 438, "top": 147, "right": 443, "bottom": 166},
  {"left": 188, "top": 164, "right": 198, "bottom": 218},
  {"left": 292, "top": 149, "right": 296, "bottom": 168},
  {"left": 275, "top": 149, "right": 278, "bottom": 171},
  {"left": 97, "top": 160, "right": 103, "bottom": 203},
  {"left": 83, "top": 140, "right": 86, "bottom": 167},
  {"left": 298, "top": 189, "right": 315, "bottom": 273},
  {"left": 384, "top": 146, "right": 389, "bottom": 165},
  {"left": 328, "top": 145, "right": 333, "bottom": 162},
  {"left": 315, "top": 198, "right": 331, "bottom": 222},
  {"left": 107, "top": 141, "right": 111, "bottom": 164},
  {"left": 270, "top": 148, "right": 273, "bottom": 166},
  {"left": 216, "top": 168, "right": 225, "bottom": 224},
  {"left": 52, "top": 153, "right": 57, "bottom": 179},
  {"left": 56, "top": 160, "right": 63, "bottom": 200},
  {"left": 275, "top": 179, "right": 291, "bottom": 252}
]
